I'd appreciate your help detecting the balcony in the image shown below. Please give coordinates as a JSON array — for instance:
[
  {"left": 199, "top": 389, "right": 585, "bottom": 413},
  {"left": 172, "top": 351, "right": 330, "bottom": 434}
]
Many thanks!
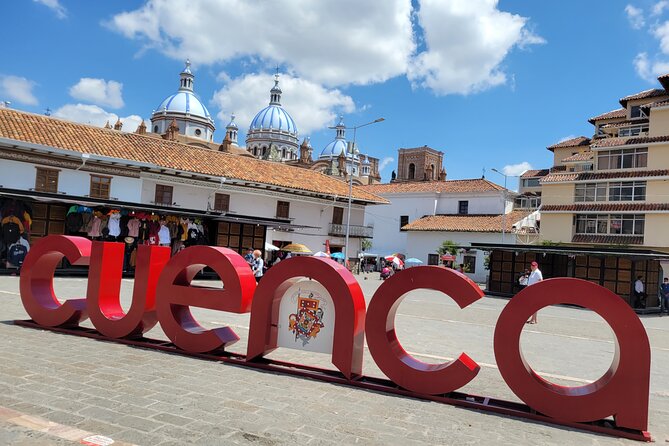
[{"left": 328, "top": 223, "right": 374, "bottom": 238}]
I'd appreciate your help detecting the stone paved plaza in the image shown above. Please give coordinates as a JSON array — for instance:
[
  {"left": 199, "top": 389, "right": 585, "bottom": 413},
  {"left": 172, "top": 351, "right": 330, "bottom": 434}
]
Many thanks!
[{"left": 0, "top": 274, "right": 668, "bottom": 445}]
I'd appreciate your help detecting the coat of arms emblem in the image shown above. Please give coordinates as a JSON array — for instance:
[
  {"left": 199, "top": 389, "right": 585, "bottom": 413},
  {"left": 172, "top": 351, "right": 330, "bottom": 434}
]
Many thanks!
[{"left": 288, "top": 291, "right": 325, "bottom": 346}]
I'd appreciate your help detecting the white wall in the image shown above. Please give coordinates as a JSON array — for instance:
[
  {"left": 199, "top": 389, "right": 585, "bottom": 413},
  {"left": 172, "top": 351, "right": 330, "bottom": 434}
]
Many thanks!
[
  {"left": 0, "top": 159, "right": 142, "bottom": 202},
  {"left": 365, "top": 191, "right": 512, "bottom": 257},
  {"left": 406, "top": 231, "right": 505, "bottom": 283}
]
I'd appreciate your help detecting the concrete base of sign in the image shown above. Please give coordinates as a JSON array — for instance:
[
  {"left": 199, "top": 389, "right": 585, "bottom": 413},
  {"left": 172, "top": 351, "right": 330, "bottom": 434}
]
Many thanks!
[{"left": 13, "top": 319, "right": 651, "bottom": 443}]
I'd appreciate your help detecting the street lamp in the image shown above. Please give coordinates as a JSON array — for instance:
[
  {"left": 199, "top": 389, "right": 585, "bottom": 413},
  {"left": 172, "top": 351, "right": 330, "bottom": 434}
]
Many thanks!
[
  {"left": 329, "top": 117, "right": 385, "bottom": 267},
  {"left": 490, "top": 168, "right": 518, "bottom": 244}
]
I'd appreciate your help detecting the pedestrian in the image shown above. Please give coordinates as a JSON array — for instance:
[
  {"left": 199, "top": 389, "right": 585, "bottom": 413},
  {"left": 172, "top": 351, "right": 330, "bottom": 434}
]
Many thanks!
[
  {"left": 252, "top": 249, "right": 264, "bottom": 283},
  {"left": 458, "top": 263, "right": 465, "bottom": 274},
  {"left": 634, "top": 275, "right": 646, "bottom": 309},
  {"left": 660, "top": 278, "right": 669, "bottom": 316},
  {"left": 244, "top": 248, "right": 254, "bottom": 266},
  {"left": 526, "top": 261, "right": 543, "bottom": 324}
]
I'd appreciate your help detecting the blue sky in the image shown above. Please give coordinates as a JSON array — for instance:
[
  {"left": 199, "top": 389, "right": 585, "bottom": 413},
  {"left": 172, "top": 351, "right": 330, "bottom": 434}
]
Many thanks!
[{"left": 2, "top": 1, "right": 668, "bottom": 189}]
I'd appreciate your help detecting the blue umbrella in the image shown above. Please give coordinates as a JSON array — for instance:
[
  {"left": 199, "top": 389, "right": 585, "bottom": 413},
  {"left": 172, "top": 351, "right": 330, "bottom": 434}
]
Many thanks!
[
  {"left": 405, "top": 258, "right": 423, "bottom": 264},
  {"left": 330, "top": 252, "right": 345, "bottom": 259}
]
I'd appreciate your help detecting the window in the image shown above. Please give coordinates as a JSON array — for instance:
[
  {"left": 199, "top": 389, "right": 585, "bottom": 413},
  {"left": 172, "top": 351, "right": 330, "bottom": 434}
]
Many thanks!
[
  {"left": 427, "top": 254, "right": 439, "bottom": 265},
  {"left": 408, "top": 163, "right": 415, "bottom": 180},
  {"left": 575, "top": 214, "right": 645, "bottom": 235},
  {"left": 35, "top": 167, "right": 59, "bottom": 193},
  {"left": 464, "top": 254, "right": 477, "bottom": 274},
  {"left": 630, "top": 105, "right": 646, "bottom": 119},
  {"left": 522, "top": 178, "right": 541, "bottom": 188},
  {"left": 619, "top": 124, "right": 649, "bottom": 137},
  {"left": 458, "top": 200, "right": 469, "bottom": 215},
  {"left": 574, "top": 183, "right": 607, "bottom": 202},
  {"left": 153, "top": 125, "right": 159, "bottom": 133},
  {"left": 276, "top": 201, "right": 290, "bottom": 219},
  {"left": 194, "top": 129, "right": 202, "bottom": 136},
  {"left": 214, "top": 193, "right": 230, "bottom": 212},
  {"left": 597, "top": 148, "right": 648, "bottom": 170},
  {"left": 154, "top": 184, "right": 173, "bottom": 206},
  {"left": 608, "top": 181, "right": 646, "bottom": 201},
  {"left": 332, "top": 207, "right": 344, "bottom": 225},
  {"left": 89, "top": 175, "right": 111, "bottom": 199},
  {"left": 399, "top": 215, "right": 409, "bottom": 230}
]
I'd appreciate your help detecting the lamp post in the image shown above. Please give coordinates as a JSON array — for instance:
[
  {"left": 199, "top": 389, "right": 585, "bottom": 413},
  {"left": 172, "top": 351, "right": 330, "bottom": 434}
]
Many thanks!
[
  {"left": 490, "top": 168, "right": 515, "bottom": 244},
  {"left": 330, "top": 117, "right": 385, "bottom": 267}
]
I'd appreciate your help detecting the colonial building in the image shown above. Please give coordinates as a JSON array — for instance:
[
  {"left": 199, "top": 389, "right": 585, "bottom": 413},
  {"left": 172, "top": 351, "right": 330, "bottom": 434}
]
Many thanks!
[
  {"left": 361, "top": 150, "right": 530, "bottom": 283},
  {"left": 484, "top": 74, "right": 669, "bottom": 308},
  {"left": 0, "top": 108, "right": 386, "bottom": 272}
]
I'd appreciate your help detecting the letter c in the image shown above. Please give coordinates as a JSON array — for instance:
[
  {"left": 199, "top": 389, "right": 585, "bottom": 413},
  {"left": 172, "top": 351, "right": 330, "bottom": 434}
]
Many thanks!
[
  {"left": 19, "top": 235, "right": 91, "bottom": 327},
  {"left": 365, "top": 266, "right": 484, "bottom": 394}
]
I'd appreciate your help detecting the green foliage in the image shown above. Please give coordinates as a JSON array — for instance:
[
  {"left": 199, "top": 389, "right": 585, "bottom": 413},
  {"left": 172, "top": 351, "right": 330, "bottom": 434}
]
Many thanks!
[
  {"left": 437, "top": 240, "right": 458, "bottom": 256},
  {"left": 540, "top": 240, "right": 561, "bottom": 246},
  {"left": 361, "top": 238, "right": 372, "bottom": 251}
]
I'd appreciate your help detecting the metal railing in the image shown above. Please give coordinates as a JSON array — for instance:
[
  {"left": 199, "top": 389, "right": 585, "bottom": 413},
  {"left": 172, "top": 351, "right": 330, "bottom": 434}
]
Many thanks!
[{"left": 328, "top": 223, "right": 374, "bottom": 238}]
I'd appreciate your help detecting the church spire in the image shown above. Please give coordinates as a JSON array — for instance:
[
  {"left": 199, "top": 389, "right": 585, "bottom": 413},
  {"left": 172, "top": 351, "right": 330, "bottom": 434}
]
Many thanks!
[
  {"left": 335, "top": 115, "right": 346, "bottom": 139},
  {"left": 269, "top": 72, "right": 282, "bottom": 105},
  {"left": 179, "top": 59, "right": 194, "bottom": 92}
]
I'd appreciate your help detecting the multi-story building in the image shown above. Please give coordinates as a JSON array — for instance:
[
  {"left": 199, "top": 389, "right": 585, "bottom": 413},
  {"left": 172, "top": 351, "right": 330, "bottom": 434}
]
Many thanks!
[
  {"left": 514, "top": 74, "right": 669, "bottom": 308},
  {"left": 0, "top": 108, "right": 386, "bottom": 272},
  {"left": 361, "top": 147, "right": 532, "bottom": 283}
]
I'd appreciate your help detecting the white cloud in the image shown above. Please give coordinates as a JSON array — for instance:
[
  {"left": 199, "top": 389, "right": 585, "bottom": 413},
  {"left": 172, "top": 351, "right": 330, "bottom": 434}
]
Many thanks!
[
  {"left": 0, "top": 75, "right": 38, "bottom": 106},
  {"left": 378, "top": 157, "right": 395, "bottom": 171},
  {"left": 558, "top": 135, "right": 577, "bottom": 143},
  {"left": 502, "top": 161, "right": 532, "bottom": 177},
  {"left": 634, "top": 52, "right": 669, "bottom": 82},
  {"left": 53, "top": 103, "right": 147, "bottom": 132},
  {"left": 653, "top": 1, "right": 669, "bottom": 16},
  {"left": 407, "top": 0, "right": 545, "bottom": 95},
  {"left": 212, "top": 73, "right": 355, "bottom": 137},
  {"left": 108, "top": 0, "right": 415, "bottom": 87},
  {"left": 625, "top": 5, "right": 645, "bottom": 29},
  {"left": 69, "top": 78, "right": 124, "bottom": 109},
  {"left": 33, "top": 0, "right": 66, "bottom": 19},
  {"left": 108, "top": 0, "right": 542, "bottom": 96}
]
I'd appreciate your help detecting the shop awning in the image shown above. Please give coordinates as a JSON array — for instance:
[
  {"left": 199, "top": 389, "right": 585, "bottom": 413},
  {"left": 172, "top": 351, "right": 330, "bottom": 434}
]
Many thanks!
[
  {"left": 0, "top": 188, "right": 317, "bottom": 230},
  {"left": 470, "top": 243, "right": 669, "bottom": 260}
]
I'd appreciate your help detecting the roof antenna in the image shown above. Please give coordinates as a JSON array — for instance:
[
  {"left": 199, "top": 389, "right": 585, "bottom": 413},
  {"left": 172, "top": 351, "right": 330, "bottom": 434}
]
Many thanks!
[
  {"left": 44, "top": 107, "right": 51, "bottom": 116},
  {"left": 482, "top": 168, "right": 486, "bottom": 179}
]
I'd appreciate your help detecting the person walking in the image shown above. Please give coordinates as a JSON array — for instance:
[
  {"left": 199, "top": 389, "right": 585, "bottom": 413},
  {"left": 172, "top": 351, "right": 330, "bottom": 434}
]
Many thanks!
[
  {"left": 634, "top": 275, "right": 646, "bottom": 309},
  {"left": 660, "top": 277, "right": 669, "bottom": 316},
  {"left": 526, "top": 261, "right": 543, "bottom": 324},
  {"left": 251, "top": 249, "right": 264, "bottom": 283},
  {"left": 244, "top": 248, "right": 254, "bottom": 266}
]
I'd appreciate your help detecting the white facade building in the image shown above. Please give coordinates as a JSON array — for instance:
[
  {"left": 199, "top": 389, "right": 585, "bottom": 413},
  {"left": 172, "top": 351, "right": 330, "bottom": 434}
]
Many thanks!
[{"left": 362, "top": 178, "right": 524, "bottom": 283}]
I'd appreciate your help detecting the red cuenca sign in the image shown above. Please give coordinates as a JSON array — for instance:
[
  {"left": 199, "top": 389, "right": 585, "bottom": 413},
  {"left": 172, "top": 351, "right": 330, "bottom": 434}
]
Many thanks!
[{"left": 16, "top": 236, "right": 652, "bottom": 441}]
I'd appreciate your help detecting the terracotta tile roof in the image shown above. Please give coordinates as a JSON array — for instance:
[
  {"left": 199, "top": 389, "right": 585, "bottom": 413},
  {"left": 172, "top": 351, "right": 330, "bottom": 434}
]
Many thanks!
[
  {"left": 561, "top": 152, "right": 594, "bottom": 163},
  {"left": 359, "top": 178, "right": 505, "bottom": 195},
  {"left": 542, "top": 169, "right": 669, "bottom": 183},
  {"left": 547, "top": 136, "right": 591, "bottom": 151},
  {"left": 588, "top": 108, "right": 626, "bottom": 123},
  {"left": 542, "top": 203, "right": 669, "bottom": 212},
  {"left": 619, "top": 88, "right": 668, "bottom": 106},
  {"left": 590, "top": 135, "right": 669, "bottom": 148},
  {"left": 572, "top": 234, "right": 643, "bottom": 245},
  {"left": 520, "top": 169, "right": 549, "bottom": 179},
  {"left": 402, "top": 210, "right": 530, "bottom": 233},
  {"left": 642, "top": 99, "right": 669, "bottom": 109},
  {"left": 0, "top": 108, "right": 386, "bottom": 204}
]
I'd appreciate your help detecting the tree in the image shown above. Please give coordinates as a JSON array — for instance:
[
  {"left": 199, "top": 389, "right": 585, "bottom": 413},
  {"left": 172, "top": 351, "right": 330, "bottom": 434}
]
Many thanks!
[
  {"left": 361, "top": 238, "right": 372, "bottom": 252},
  {"left": 437, "top": 240, "right": 458, "bottom": 256}
]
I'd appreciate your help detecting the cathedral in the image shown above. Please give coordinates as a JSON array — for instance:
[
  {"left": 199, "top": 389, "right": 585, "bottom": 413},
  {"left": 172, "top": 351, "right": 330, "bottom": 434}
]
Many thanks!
[{"left": 149, "top": 61, "right": 381, "bottom": 185}]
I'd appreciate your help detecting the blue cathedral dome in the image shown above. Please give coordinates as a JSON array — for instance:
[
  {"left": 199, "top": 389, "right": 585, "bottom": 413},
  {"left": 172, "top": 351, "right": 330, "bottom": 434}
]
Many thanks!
[
  {"left": 249, "top": 104, "right": 297, "bottom": 134},
  {"left": 319, "top": 116, "right": 356, "bottom": 159},
  {"left": 155, "top": 91, "right": 212, "bottom": 121}
]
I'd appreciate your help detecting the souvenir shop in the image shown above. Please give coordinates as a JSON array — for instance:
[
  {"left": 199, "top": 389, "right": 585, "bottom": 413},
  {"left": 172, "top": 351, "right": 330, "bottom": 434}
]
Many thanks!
[
  {"left": 0, "top": 189, "right": 271, "bottom": 275},
  {"left": 473, "top": 242, "right": 669, "bottom": 310}
]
